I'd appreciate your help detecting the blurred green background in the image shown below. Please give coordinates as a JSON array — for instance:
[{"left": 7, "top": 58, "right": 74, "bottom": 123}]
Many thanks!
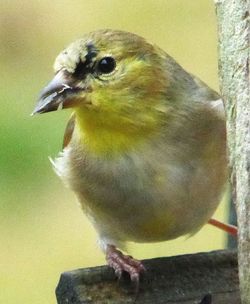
[{"left": 0, "top": 1, "right": 229, "bottom": 303}]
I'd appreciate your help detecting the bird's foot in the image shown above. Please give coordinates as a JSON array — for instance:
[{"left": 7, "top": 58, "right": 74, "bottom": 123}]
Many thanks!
[{"left": 106, "top": 245, "right": 146, "bottom": 285}]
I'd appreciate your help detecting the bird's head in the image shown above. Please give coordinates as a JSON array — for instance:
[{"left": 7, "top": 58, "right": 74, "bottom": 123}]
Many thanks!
[{"left": 33, "top": 30, "right": 172, "bottom": 153}]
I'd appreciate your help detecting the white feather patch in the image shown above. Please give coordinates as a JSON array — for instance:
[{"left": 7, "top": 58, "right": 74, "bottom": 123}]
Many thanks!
[
  {"left": 210, "top": 98, "right": 225, "bottom": 118},
  {"left": 48, "top": 147, "right": 72, "bottom": 185}
]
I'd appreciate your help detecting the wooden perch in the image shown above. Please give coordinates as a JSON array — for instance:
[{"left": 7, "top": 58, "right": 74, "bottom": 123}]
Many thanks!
[{"left": 56, "top": 250, "right": 239, "bottom": 304}]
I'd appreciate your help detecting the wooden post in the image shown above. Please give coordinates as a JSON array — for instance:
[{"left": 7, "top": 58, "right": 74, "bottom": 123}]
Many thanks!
[
  {"left": 215, "top": 1, "right": 250, "bottom": 303},
  {"left": 56, "top": 250, "right": 239, "bottom": 303}
]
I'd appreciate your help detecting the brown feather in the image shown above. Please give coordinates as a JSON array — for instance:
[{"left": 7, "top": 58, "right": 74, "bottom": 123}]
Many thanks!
[{"left": 63, "top": 113, "right": 75, "bottom": 149}]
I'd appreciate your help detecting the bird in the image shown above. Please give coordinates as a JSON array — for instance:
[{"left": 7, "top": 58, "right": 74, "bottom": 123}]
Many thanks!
[{"left": 33, "top": 29, "right": 237, "bottom": 284}]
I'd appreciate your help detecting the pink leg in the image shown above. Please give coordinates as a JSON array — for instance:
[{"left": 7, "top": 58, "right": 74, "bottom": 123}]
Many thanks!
[
  {"left": 208, "top": 218, "right": 238, "bottom": 236},
  {"left": 106, "top": 245, "right": 146, "bottom": 285}
]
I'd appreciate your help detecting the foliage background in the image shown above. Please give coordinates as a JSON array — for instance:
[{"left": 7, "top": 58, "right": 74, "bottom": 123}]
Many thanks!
[{"left": 0, "top": 1, "right": 229, "bottom": 303}]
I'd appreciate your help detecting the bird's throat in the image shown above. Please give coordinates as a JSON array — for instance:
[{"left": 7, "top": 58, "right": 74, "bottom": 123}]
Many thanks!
[{"left": 75, "top": 108, "right": 158, "bottom": 156}]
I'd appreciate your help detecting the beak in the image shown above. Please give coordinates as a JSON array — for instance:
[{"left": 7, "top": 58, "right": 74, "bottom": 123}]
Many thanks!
[{"left": 32, "top": 70, "right": 87, "bottom": 115}]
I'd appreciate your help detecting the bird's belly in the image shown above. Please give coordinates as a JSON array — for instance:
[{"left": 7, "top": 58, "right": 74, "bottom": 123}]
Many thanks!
[
  {"left": 54, "top": 144, "right": 226, "bottom": 244},
  {"left": 75, "top": 181, "right": 184, "bottom": 243}
]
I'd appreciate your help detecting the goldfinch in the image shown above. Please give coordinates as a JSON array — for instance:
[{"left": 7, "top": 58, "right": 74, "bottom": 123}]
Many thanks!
[{"left": 33, "top": 29, "right": 235, "bottom": 283}]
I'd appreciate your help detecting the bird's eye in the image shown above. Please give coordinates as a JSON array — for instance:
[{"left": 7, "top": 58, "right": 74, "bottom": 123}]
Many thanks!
[{"left": 97, "top": 57, "right": 116, "bottom": 74}]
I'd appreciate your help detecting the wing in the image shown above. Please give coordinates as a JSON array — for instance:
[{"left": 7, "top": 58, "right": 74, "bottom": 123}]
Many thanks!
[{"left": 63, "top": 113, "right": 76, "bottom": 149}]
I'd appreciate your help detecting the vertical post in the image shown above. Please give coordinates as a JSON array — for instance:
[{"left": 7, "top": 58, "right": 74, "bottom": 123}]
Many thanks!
[{"left": 215, "top": 0, "right": 250, "bottom": 303}]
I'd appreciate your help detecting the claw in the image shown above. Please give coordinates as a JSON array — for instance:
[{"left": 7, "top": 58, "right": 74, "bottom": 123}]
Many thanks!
[{"left": 106, "top": 245, "right": 145, "bottom": 289}]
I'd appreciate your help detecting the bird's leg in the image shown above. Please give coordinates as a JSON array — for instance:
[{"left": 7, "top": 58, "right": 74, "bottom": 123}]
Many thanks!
[
  {"left": 208, "top": 218, "right": 238, "bottom": 236},
  {"left": 106, "top": 244, "right": 146, "bottom": 285}
]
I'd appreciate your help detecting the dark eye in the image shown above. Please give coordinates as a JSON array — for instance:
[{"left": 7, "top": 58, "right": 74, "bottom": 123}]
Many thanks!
[{"left": 97, "top": 57, "right": 116, "bottom": 74}]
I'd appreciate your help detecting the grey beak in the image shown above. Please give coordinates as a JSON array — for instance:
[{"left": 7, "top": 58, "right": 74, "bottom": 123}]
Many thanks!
[{"left": 32, "top": 70, "right": 83, "bottom": 115}]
